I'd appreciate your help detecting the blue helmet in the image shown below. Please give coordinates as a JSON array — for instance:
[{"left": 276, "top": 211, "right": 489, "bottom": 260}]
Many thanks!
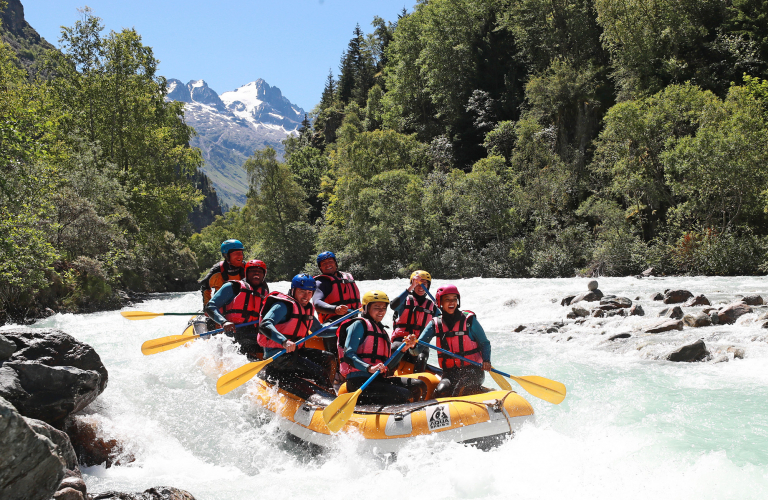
[
  {"left": 291, "top": 274, "right": 317, "bottom": 291},
  {"left": 316, "top": 251, "right": 337, "bottom": 266},
  {"left": 220, "top": 239, "right": 244, "bottom": 258}
]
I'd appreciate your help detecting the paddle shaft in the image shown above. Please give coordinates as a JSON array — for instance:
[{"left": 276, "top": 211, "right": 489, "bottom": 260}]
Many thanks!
[
  {"left": 358, "top": 342, "right": 408, "bottom": 391},
  {"left": 418, "top": 340, "right": 501, "bottom": 374},
  {"left": 202, "top": 319, "right": 259, "bottom": 337},
  {"left": 264, "top": 308, "right": 360, "bottom": 362}
]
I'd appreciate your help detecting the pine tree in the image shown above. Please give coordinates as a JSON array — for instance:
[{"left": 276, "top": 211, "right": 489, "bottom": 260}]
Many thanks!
[{"left": 319, "top": 69, "right": 336, "bottom": 111}]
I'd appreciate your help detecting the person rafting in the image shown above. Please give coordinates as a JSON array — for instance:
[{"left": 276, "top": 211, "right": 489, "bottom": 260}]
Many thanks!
[
  {"left": 390, "top": 270, "right": 439, "bottom": 374},
  {"left": 257, "top": 274, "right": 337, "bottom": 391},
  {"left": 200, "top": 239, "right": 246, "bottom": 329},
  {"left": 313, "top": 251, "right": 361, "bottom": 326},
  {"left": 337, "top": 290, "right": 426, "bottom": 405},
  {"left": 205, "top": 259, "right": 269, "bottom": 360},
  {"left": 416, "top": 284, "right": 491, "bottom": 398}
]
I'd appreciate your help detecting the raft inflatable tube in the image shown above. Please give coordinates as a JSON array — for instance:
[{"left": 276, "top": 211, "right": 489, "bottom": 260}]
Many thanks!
[{"left": 185, "top": 315, "right": 535, "bottom": 452}]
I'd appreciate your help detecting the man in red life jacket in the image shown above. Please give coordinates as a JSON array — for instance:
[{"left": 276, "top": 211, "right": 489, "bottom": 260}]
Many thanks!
[
  {"left": 313, "top": 251, "right": 361, "bottom": 354},
  {"left": 205, "top": 259, "right": 269, "bottom": 360},
  {"left": 390, "top": 270, "right": 439, "bottom": 374},
  {"left": 257, "top": 274, "right": 337, "bottom": 392},
  {"left": 200, "top": 239, "right": 246, "bottom": 329},
  {"left": 416, "top": 284, "right": 492, "bottom": 397},
  {"left": 337, "top": 290, "right": 426, "bottom": 405}
]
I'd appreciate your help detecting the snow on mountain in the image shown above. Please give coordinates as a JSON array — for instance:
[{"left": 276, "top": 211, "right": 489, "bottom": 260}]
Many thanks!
[{"left": 166, "top": 78, "right": 306, "bottom": 208}]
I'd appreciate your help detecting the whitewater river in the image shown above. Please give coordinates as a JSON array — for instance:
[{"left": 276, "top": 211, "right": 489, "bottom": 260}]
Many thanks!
[{"left": 5, "top": 277, "right": 768, "bottom": 499}]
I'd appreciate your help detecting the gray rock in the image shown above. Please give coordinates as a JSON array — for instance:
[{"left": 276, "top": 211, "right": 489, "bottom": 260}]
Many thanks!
[
  {"left": 641, "top": 267, "right": 656, "bottom": 277},
  {"left": 91, "top": 486, "right": 197, "bottom": 500},
  {"left": 607, "top": 309, "right": 627, "bottom": 317},
  {"left": 0, "top": 334, "right": 16, "bottom": 360},
  {"left": 711, "top": 355, "right": 729, "bottom": 364},
  {"left": 54, "top": 488, "right": 84, "bottom": 500},
  {"left": 663, "top": 290, "right": 694, "bottom": 304},
  {"left": 685, "top": 294, "right": 711, "bottom": 306},
  {"left": 571, "top": 305, "right": 590, "bottom": 318},
  {"left": 718, "top": 303, "right": 752, "bottom": 325},
  {"left": 571, "top": 289, "right": 604, "bottom": 304},
  {"left": 587, "top": 280, "right": 599, "bottom": 291},
  {"left": 24, "top": 417, "right": 79, "bottom": 472},
  {"left": 650, "top": 292, "right": 663, "bottom": 301},
  {"left": 666, "top": 339, "right": 709, "bottom": 362},
  {"left": 658, "top": 306, "right": 684, "bottom": 320},
  {"left": 608, "top": 333, "right": 631, "bottom": 341},
  {"left": 546, "top": 327, "right": 559, "bottom": 333},
  {"left": 600, "top": 296, "right": 633, "bottom": 309},
  {"left": 646, "top": 319, "right": 684, "bottom": 334},
  {"left": 683, "top": 312, "right": 712, "bottom": 328},
  {"left": 709, "top": 311, "right": 720, "bottom": 325},
  {"left": 629, "top": 304, "right": 645, "bottom": 316},
  {"left": 727, "top": 347, "right": 745, "bottom": 359},
  {"left": 0, "top": 396, "right": 65, "bottom": 500},
  {"left": 591, "top": 309, "right": 605, "bottom": 318},
  {"left": 560, "top": 295, "right": 575, "bottom": 306},
  {"left": 740, "top": 295, "right": 764, "bottom": 306},
  {"left": 566, "top": 311, "right": 577, "bottom": 319}
]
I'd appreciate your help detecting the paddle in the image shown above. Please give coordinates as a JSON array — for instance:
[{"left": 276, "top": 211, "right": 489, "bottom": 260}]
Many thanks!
[
  {"left": 418, "top": 341, "right": 566, "bottom": 404},
  {"left": 140, "top": 320, "right": 259, "bottom": 356},
  {"left": 322, "top": 343, "right": 408, "bottom": 433},
  {"left": 216, "top": 309, "right": 361, "bottom": 395},
  {"left": 122, "top": 311, "right": 200, "bottom": 320}
]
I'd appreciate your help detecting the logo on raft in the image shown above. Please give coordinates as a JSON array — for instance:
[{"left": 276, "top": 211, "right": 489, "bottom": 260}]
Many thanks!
[{"left": 426, "top": 404, "right": 451, "bottom": 431}]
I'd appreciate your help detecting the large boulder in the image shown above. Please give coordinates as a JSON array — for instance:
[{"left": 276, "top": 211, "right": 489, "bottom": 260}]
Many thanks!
[
  {"left": 658, "top": 306, "right": 684, "bottom": 320},
  {"left": 0, "top": 396, "right": 65, "bottom": 500},
  {"left": 646, "top": 319, "right": 684, "bottom": 333},
  {"left": 0, "top": 334, "right": 16, "bottom": 360},
  {"left": 683, "top": 312, "right": 712, "bottom": 328},
  {"left": 663, "top": 290, "right": 694, "bottom": 304},
  {"left": 571, "top": 289, "right": 604, "bottom": 304},
  {"left": 588, "top": 280, "right": 599, "bottom": 291},
  {"left": 65, "top": 415, "right": 134, "bottom": 468},
  {"left": 667, "top": 339, "right": 710, "bottom": 362},
  {"left": 718, "top": 303, "right": 752, "bottom": 325},
  {"left": 599, "top": 296, "right": 633, "bottom": 310},
  {"left": 92, "top": 487, "right": 196, "bottom": 500},
  {"left": 685, "top": 294, "right": 711, "bottom": 307},
  {"left": 740, "top": 295, "right": 764, "bottom": 306},
  {"left": 0, "top": 329, "right": 107, "bottom": 427},
  {"left": 650, "top": 292, "right": 664, "bottom": 301}
]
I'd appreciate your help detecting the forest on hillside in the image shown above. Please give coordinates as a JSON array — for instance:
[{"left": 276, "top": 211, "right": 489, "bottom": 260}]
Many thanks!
[{"left": 191, "top": 0, "right": 768, "bottom": 281}]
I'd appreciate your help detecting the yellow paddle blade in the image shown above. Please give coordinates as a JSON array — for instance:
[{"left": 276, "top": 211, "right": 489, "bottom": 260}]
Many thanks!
[
  {"left": 216, "top": 358, "right": 273, "bottom": 395},
  {"left": 509, "top": 375, "right": 567, "bottom": 405},
  {"left": 141, "top": 334, "right": 201, "bottom": 355},
  {"left": 122, "top": 311, "right": 164, "bottom": 320},
  {"left": 490, "top": 370, "right": 513, "bottom": 391},
  {"left": 322, "top": 389, "right": 362, "bottom": 433}
]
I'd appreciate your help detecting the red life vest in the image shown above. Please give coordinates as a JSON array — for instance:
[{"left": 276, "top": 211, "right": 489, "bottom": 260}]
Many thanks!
[
  {"left": 314, "top": 272, "right": 361, "bottom": 323},
  {"left": 257, "top": 292, "right": 315, "bottom": 350},
  {"left": 392, "top": 294, "right": 438, "bottom": 341},
  {"left": 219, "top": 280, "right": 268, "bottom": 324},
  {"left": 433, "top": 311, "right": 483, "bottom": 369},
  {"left": 337, "top": 317, "right": 390, "bottom": 377}
]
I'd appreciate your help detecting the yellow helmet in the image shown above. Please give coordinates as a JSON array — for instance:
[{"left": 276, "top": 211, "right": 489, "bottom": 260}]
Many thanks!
[
  {"left": 362, "top": 290, "right": 390, "bottom": 307},
  {"left": 410, "top": 270, "right": 432, "bottom": 283}
]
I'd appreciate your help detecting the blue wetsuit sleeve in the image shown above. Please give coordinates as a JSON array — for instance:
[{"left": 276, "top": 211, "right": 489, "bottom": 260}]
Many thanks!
[
  {"left": 344, "top": 321, "right": 372, "bottom": 372},
  {"left": 415, "top": 320, "right": 437, "bottom": 355},
  {"left": 260, "top": 302, "right": 289, "bottom": 346},
  {"left": 469, "top": 317, "right": 491, "bottom": 362},
  {"left": 390, "top": 289, "right": 409, "bottom": 314},
  {"left": 312, "top": 280, "right": 337, "bottom": 315},
  {"left": 205, "top": 282, "right": 238, "bottom": 325}
]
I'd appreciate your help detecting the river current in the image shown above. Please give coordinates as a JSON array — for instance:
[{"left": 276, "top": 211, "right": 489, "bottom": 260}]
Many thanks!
[{"left": 5, "top": 276, "right": 768, "bottom": 499}]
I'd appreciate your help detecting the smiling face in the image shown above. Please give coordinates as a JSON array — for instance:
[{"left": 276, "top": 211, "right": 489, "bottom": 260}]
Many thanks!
[
  {"left": 440, "top": 294, "right": 459, "bottom": 314},
  {"left": 246, "top": 267, "right": 265, "bottom": 286},
  {"left": 293, "top": 288, "right": 314, "bottom": 306},
  {"left": 319, "top": 258, "right": 337, "bottom": 275},
  {"left": 227, "top": 250, "right": 244, "bottom": 267},
  {"left": 367, "top": 301, "right": 388, "bottom": 322},
  {"left": 413, "top": 279, "right": 430, "bottom": 296}
]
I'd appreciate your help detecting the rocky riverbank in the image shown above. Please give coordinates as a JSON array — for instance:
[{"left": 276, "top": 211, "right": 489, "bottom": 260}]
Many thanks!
[{"left": 0, "top": 328, "right": 196, "bottom": 500}]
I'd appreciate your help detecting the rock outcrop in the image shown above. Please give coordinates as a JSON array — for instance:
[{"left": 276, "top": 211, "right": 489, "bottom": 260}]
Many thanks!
[
  {"left": 92, "top": 487, "right": 196, "bottom": 500},
  {"left": 666, "top": 340, "right": 710, "bottom": 362}
]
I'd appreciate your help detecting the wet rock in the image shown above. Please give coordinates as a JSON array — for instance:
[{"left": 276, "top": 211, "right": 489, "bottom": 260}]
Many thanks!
[
  {"left": 666, "top": 339, "right": 709, "bottom": 362},
  {"left": 629, "top": 304, "right": 645, "bottom": 316},
  {"left": 685, "top": 294, "right": 711, "bottom": 307},
  {"left": 59, "top": 477, "right": 88, "bottom": 497},
  {"left": 658, "top": 306, "right": 684, "bottom": 320},
  {"left": 650, "top": 292, "right": 664, "bottom": 301},
  {"left": 683, "top": 312, "right": 712, "bottom": 328},
  {"left": 591, "top": 309, "right": 605, "bottom": 318},
  {"left": 718, "top": 303, "right": 752, "bottom": 325},
  {"left": 54, "top": 487, "right": 84, "bottom": 500},
  {"left": 727, "top": 347, "right": 745, "bottom": 359},
  {"left": 546, "top": 326, "right": 559, "bottom": 333},
  {"left": 600, "top": 296, "right": 633, "bottom": 309},
  {"left": 566, "top": 311, "right": 577, "bottom": 319},
  {"left": 0, "top": 397, "right": 65, "bottom": 500},
  {"left": 560, "top": 295, "right": 575, "bottom": 306},
  {"left": 607, "top": 309, "right": 627, "bottom": 317},
  {"left": 91, "top": 486, "right": 196, "bottom": 500},
  {"left": 663, "top": 290, "right": 694, "bottom": 304},
  {"left": 588, "top": 280, "right": 599, "bottom": 291},
  {"left": 703, "top": 307, "right": 716, "bottom": 314},
  {"left": 608, "top": 333, "right": 631, "bottom": 341},
  {"left": 0, "top": 334, "right": 16, "bottom": 360},
  {"left": 24, "top": 417, "right": 79, "bottom": 472},
  {"left": 762, "top": 321, "right": 768, "bottom": 329},
  {"left": 571, "top": 305, "right": 590, "bottom": 318},
  {"left": 740, "top": 295, "right": 764, "bottom": 306},
  {"left": 711, "top": 355, "right": 729, "bottom": 364},
  {"left": 65, "top": 415, "right": 134, "bottom": 468},
  {"left": 641, "top": 267, "right": 656, "bottom": 277},
  {"left": 513, "top": 325, "right": 526, "bottom": 333},
  {"left": 710, "top": 312, "right": 720, "bottom": 325},
  {"left": 571, "top": 289, "right": 604, "bottom": 304},
  {"left": 646, "top": 319, "right": 684, "bottom": 334}
]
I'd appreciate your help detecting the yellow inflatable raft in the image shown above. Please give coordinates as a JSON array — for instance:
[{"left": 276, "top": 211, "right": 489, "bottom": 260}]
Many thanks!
[{"left": 187, "top": 315, "right": 535, "bottom": 452}]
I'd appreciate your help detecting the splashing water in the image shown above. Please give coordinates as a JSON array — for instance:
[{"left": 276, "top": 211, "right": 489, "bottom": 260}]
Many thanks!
[{"left": 5, "top": 276, "right": 768, "bottom": 499}]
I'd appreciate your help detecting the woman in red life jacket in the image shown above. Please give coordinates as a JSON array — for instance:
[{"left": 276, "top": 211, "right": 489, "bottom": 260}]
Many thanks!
[
  {"left": 337, "top": 291, "right": 426, "bottom": 405},
  {"left": 390, "top": 270, "right": 439, "bottom": 374},
  {"left": 200, "top": 239, "right": 246, "bottom": 330},
  {"left": 205, "top": 259, "right": 269, "bottom": 360},
  {"left": 257, "top": 274, "right": 337, "bottom": 392},
  {"left": 416, "top": 285, "right": 492, "bottom": 398}
]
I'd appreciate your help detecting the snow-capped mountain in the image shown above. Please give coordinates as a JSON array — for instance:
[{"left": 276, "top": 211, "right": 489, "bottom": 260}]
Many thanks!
[{"left": 167, "top": 78, "right": 306, "bottom": 208}]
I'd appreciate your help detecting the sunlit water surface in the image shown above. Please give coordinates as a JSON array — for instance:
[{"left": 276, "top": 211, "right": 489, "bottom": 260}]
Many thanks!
[{"left": 4, "top": 277, "right": 768, "bottom": 499}]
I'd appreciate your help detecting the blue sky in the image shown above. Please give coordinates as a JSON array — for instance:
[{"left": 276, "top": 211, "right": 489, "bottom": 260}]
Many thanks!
[{"left": 23, "top": 0, "right": 412, "bottom": 112}]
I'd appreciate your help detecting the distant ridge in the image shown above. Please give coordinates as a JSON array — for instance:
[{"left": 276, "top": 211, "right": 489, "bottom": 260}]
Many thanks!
[{"left": 167, "top": 78, "right": 306, "bottom": 208}]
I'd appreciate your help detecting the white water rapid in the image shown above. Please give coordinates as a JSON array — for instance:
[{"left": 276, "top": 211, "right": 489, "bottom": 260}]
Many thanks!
[{"left": 5, "top": 276, "right": 768, "bottom": 499}]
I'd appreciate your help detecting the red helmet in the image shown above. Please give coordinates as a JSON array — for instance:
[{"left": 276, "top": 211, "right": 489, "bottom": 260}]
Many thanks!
[
  {"left": 435, "top": 284, "right": 460, "bottom": 308},
  {"left": 244, "top": 259, "right": 267, "bottom": 275}
]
